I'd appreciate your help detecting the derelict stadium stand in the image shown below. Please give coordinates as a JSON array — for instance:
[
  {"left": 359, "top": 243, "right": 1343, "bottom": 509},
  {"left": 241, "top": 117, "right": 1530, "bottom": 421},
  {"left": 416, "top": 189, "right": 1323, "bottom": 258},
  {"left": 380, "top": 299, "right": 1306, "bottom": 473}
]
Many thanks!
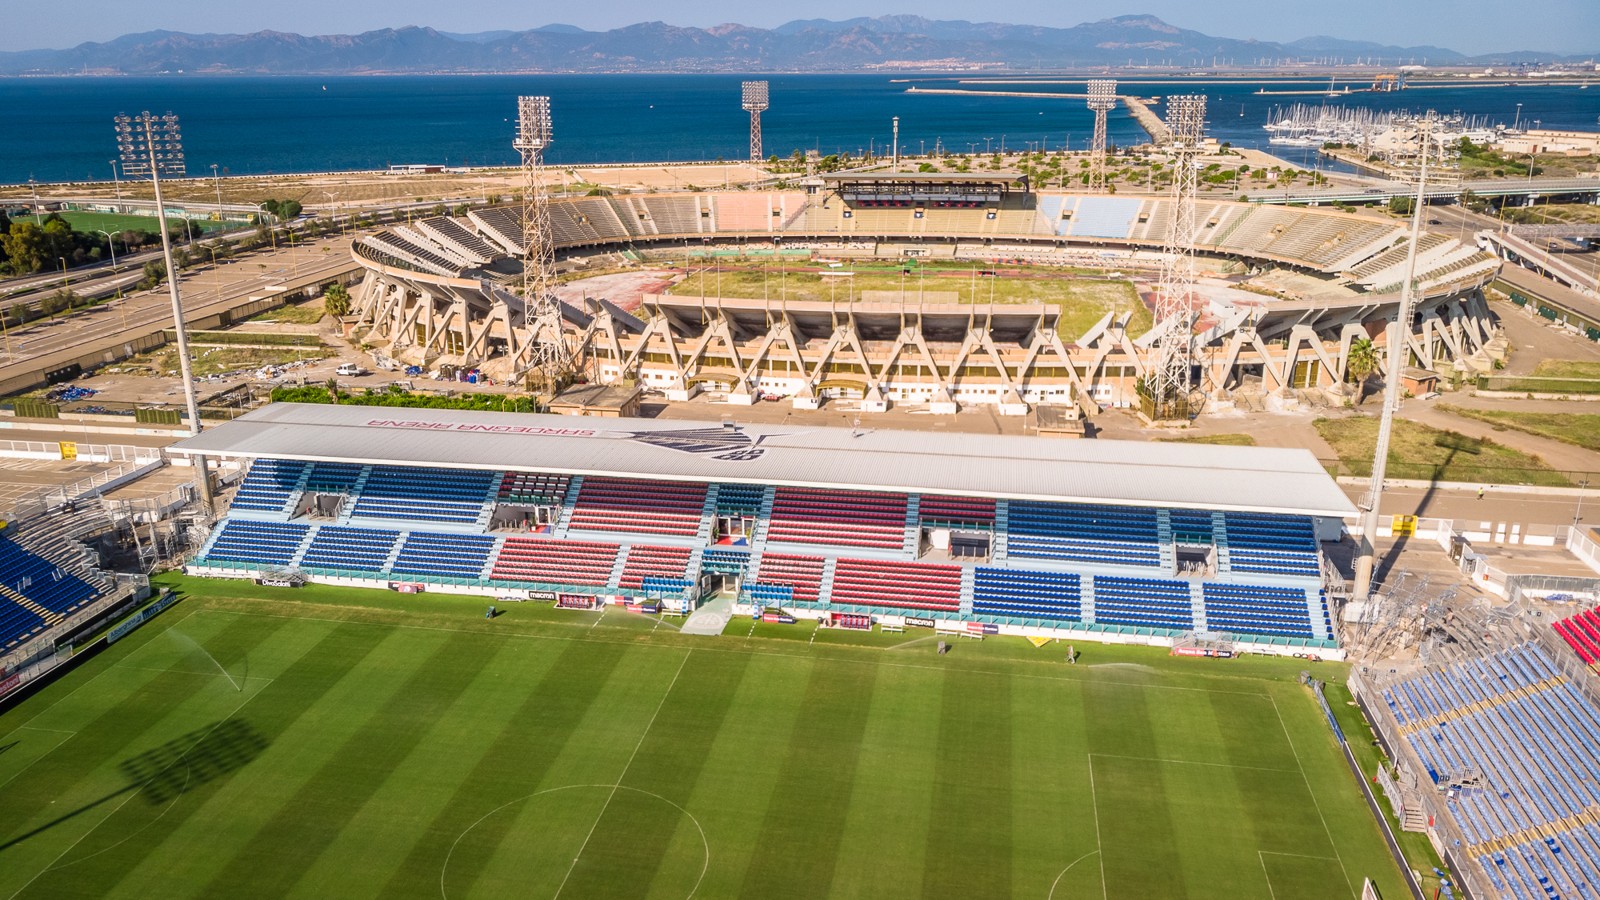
[
  {"left": 0, "top": 534, "right": 101, "bottom": 649},
  {"left": 1381, "top": 644, "right": 1600, "bottom": 899},
  {"left": 765, "top": 488, "right": 907, "bottom": 550},
  {"left": 828, "top": 559, "right": 961, "bottom": 612},
  {"left": 567, "top": 477, "right": 706, "bottom": 537},
  {"left": 618, "top": 545, "right": 695, "bottom": 590},
  {"left": 492, "top": 537, "right": 619, "bottom": 586}
]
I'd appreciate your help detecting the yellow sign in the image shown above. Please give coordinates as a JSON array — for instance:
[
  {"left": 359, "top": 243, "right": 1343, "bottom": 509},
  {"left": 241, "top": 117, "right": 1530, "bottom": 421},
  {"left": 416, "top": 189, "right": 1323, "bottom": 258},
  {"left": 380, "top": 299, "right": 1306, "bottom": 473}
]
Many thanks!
[
  {"left": 1391, "top": 514, "right": 1417, "bottom": 537},
  {"left": 59, "top": 441, "right": 76, "bottom": 461},
  {"left": 1026, "top": 635, "right": 1055, "bottom": 649}
]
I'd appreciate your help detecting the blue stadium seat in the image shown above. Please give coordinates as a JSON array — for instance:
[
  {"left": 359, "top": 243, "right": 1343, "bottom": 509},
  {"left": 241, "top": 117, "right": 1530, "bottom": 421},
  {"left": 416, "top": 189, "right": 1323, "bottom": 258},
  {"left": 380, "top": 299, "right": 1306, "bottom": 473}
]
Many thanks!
[
  {"left": 1091, "top": 576, "right": 1192, "bottom": 630},
  {"left": 1006, "top": 501, "right": 1161, "bottom": 567},
  {"left": 389, "top": 532, "right": 496, "bottom": 580},
  {"left": 973, "top": 567, "right": 1081, "bottom": 622},
  {"left": 229, "top": 459, "right": 308, "bottom": 512},
  {"left": 200, "top": 520, "right": 310, "bottom": 568}
]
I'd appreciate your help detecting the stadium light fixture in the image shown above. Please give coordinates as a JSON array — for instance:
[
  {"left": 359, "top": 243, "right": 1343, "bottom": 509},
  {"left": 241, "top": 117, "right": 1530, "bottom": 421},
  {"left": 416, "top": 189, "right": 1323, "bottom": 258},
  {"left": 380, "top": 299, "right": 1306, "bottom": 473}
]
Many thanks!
[{"left": 114, "top": 111, "right": 214, "bottom": 510}]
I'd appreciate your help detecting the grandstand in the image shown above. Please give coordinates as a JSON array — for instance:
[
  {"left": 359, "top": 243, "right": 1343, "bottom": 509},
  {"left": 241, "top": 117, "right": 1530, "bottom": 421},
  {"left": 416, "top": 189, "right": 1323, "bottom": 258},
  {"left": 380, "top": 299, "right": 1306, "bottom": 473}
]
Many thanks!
[
  {"left": 176, "top": 403, "right": 1353, "bottom": 654},
  {"left": 1362, "top": 640, "right": 1600, "bottom": 899},
  {"left": 351, "top": 186, "right": 1499, "bottom": 411},
  {"left": 0, "top": 516, "right": 120, "bottom": 658}
]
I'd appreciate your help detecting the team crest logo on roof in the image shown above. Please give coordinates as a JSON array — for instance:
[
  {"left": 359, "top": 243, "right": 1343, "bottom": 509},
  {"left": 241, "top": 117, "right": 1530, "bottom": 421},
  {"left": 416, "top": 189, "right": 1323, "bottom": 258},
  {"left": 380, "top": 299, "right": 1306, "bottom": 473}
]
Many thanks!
[{"left": 626, "top": 427, "right": 769, "bottom": 461}]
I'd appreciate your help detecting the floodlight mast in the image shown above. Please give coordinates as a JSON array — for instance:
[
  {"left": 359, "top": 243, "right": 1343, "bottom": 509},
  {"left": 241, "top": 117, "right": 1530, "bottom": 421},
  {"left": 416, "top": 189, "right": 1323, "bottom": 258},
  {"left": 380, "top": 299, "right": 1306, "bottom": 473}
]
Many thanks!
[
  {"left": 1353, "top": 116, "right": 1442, "bottom": 602},
  {"left": 512, "top": 96, "right": 570, "bottom": 389},
  {"left": 1086, "top": 80, "right": 1117, "bottom": 193},
  {"left": 114, "top": 111, "right": 214, "bottom": 511},
  {"left": 742, "top": 81, "right": 769, "bottom": 163},
  {"left": 1150, "top": 95, "right": 1206, "bottom": 420}
]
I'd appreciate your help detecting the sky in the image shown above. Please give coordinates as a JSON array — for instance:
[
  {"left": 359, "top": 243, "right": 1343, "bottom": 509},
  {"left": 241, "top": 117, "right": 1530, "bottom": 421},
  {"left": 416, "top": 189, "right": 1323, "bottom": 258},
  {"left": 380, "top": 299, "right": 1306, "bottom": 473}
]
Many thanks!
[{"left": 3, "top": 1, "right": 1598, "bottom": 57}]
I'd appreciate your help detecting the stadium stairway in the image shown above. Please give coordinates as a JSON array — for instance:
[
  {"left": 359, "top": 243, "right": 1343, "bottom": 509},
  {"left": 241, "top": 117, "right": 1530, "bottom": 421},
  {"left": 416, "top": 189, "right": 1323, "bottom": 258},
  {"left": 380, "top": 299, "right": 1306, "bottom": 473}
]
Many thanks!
[
  {"left": 478, "top": 536, "right": 506, "bottom": 580},
  {"left": 745, "top": 551, "right": 764, "bottom": 585},
  {"left": 1189, "top": 582, "right": 1209, "bottom": 633},
  {"left": 686, "top": 548, "right": 704, "bottom": 590},
  {"left": 1080, "top": 577, "right": 1097, "bottom": 623},
  {"left": 751, "top": 488, "right": 776, "bottom": 544},
  {"left": 958, "top": 567, "right": 976, "bottom": 617},
  {"left": 382, "top": 531, "right": 409, "bottom": 572},
  {"left": 1157, "top": 511, "right": 1176, "bottom": 571},
  {"left": 606, "top": 545, "right": 633, "bottom": 591},
  {"left": 992, "top": 500, "right": 1010, "bottom": 563},
  {"left": 336, "top": 467, "right": 374, "bottom": 525},
  {"left": 818, "top": 558, "right": 838, "bottom": 606},
  {"left": 902, "top": 495, "right": 921, "bottom": 556},
  {"left": 696, "top": 486, "right": 721, "bottom": 544},
  {"left": 1212, "top": 512, "right": 1233, "bottom": 574},
  {"left": 553, "top": 477, "right": 585, "bottom": 538}
]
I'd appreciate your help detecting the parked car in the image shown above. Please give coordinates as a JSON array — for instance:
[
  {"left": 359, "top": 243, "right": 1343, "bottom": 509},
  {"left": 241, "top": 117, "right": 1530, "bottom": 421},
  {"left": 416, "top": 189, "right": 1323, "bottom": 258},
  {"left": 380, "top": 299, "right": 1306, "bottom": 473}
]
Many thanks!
[{"left": 336, "top": 363, "right": 365, "bottom": 377}]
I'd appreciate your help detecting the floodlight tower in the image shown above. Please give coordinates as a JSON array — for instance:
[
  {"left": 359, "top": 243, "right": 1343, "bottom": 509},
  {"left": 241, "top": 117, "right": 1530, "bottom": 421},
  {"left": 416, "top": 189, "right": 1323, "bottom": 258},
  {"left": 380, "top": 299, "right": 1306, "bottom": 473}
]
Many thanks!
[
  {"left": 513, "top": 95, "right": 570, "bottom": 388},
  {"left": 1086, "top": 79, "right": 1117, "bottom": 192},
  {"left": 114, "top": 111, "right": 214, "bottom": 511},
  {"left": 742, "top": 81, "right": 769, "bottom": 163},
  {"left": 1353, "top": 114, "right": 1454, "bottom": 602},
  {"left": 1151, "top": 94, "right": 1207, "bottom": 419}
]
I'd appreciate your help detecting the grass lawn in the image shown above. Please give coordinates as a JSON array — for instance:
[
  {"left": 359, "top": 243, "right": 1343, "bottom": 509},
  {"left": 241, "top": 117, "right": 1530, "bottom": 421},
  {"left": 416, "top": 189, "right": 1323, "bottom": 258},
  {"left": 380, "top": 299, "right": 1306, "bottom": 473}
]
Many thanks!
[
  {"left": 1532, "top": 360, "right": 1600, "bottom": 380},
  {"left": 121, "top": 346, "right": 326, "bottom": 378},
  {"left": 1157, "top": 433, "right": 1259, "bottom": 446},
  {"left": 0, "top": 574, "right": 1407, "bottom": 899},
  {"left": 669, "top": 266, "right": 1152, "bottom": 340},
  {"left": 56, "top": 211, "right": 235, "bottom": 236},
  {"left": 1439, "top": 405, "right": 1600, "bottom": 453},
  {"left": 243, "top": 297, "right": 327, "bottom": 325},
  {"left": 1314, "top": 415, "right": 1570, "bottom": 486}
]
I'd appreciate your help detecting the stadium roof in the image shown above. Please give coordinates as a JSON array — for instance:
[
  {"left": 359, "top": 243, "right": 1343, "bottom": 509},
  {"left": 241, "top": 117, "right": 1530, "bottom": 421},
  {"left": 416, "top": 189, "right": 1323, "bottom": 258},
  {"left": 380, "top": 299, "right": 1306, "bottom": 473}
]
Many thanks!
[{"left": 170, "top": 403, "right": 1356, "bottom": 518}]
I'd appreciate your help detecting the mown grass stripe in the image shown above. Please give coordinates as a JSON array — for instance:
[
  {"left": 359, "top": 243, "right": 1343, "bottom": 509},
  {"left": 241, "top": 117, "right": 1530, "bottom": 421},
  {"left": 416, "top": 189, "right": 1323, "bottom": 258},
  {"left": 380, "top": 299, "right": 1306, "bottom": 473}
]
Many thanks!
[
  {"left": 554, "top": 650, "right": 752, "bottom": 899},
  {"left": 1085, "top": 681, "right": 1182, "bottom": 896},
  {"left": 197, "top": 629, "right": 500, "bottom": 897},
  {"left": 924, "top": 669, "right": 1015, "bottom": 896},
  {"left": 378, "top": 640, "right": 633, "bottom": 898},
  {"left": 25, "top": 620, "right": 388, "bottom": 899},
  {"left": 737, "top": 658, "right": 880, "bottom": 899}
]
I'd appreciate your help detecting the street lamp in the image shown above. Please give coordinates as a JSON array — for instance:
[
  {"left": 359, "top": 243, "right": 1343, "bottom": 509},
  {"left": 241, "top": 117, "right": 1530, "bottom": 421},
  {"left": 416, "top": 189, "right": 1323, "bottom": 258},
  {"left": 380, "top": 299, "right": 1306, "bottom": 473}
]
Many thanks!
[
  {"left": 211, "top": 163, "right": 223, "bottom": 229},
  {"left": 94, "top": 230, "right": 119, "bottom": 272},
  {"left": 109, "top": 160, "right": 122, "bottom": 211},
  {"left": 115, "top": 110, "right": 214, "bottom": 510}
]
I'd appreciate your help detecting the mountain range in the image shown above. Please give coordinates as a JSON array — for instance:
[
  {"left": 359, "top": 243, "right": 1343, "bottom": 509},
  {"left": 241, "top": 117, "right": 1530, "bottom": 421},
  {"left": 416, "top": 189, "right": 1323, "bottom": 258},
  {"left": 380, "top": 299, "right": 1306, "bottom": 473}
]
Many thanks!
[{"left": 0, "top": 15, "right": 1590, "bottom": 76}]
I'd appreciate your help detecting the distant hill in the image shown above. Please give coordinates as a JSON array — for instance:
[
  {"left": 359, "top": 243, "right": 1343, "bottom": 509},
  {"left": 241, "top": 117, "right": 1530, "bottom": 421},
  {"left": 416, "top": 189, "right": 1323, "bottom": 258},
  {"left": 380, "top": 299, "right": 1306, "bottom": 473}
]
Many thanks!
[{"left": 0, "top": 14, "right": 1590, "bottom": 76}]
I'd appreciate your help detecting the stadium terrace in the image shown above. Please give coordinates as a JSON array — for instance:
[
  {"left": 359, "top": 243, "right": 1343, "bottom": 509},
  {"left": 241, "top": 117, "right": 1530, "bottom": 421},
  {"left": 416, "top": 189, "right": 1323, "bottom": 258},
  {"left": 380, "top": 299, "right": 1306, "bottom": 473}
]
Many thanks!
[{"left": 173, "top": 403, "right": 1354, "bottom": 657}]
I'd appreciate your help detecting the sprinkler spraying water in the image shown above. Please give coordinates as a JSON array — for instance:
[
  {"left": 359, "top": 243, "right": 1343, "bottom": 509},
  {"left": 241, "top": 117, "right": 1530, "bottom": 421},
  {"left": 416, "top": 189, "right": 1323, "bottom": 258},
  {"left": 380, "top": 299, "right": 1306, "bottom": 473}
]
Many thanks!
[{"left": 167, "top": 629, "right": 242, "bottom": 692}]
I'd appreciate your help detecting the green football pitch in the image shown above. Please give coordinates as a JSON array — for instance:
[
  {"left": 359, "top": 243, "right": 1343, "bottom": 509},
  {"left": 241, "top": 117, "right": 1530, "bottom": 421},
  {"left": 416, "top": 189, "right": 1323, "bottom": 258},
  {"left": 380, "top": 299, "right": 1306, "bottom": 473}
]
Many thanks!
[{"left": 0, "top": 577, "right": 1407, "bottom": 899}]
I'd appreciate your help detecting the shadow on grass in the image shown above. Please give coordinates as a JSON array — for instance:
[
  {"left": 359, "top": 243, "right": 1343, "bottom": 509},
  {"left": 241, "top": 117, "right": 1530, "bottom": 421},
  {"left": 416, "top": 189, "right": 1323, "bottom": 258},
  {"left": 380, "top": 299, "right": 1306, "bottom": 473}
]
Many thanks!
[{"left": 0, "top": 718, "right": 267, "bottom": 853}]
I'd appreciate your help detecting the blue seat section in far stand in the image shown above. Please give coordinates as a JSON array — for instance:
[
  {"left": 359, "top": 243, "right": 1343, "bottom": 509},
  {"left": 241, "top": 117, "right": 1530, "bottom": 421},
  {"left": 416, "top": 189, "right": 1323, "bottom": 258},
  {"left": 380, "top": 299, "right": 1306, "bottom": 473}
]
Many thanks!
[
  {"left": 1068, "top": 196, "right": 1144, "bottom": 238},
  {"left": 390, "top": 532, "right": 497, "bottom": 580},
  {"left": 304, "top": 461, "right": 365, "bottom": 493},
  {"left": 1092, "top": 576, "right": 1194, "bottom": 630},
  {"left": 0, "top": 535, "right": 100, "bottom": 616},
  {"left": 229, "top": 459, "right": 308, "bottom": 512},
  {"left": 1202, "top": 583, "right": 1317, "bottom": 639},
  {"left": 1005, "top": 501, "right": 1160, "bottom": 567},
  {"left": 972, "top": 567, "right": 1082, "bottom": 622},
  {"left": 0, "top": 599, "right": 46, "bottom": 651},
  {"left": 299, "top": 526, "right": 401, "bottom": 573},
  {"left": 202, "top": 519, "right": 310, "bottom": 567},
  {"left": 1223, "top": 512, "right": 1321, "bottom": 577},
  {"left": 699, "top": 549, "right": 750, "bottom": 576},
  {"left": 352, "top": 466, "right": 498, "bottom": 524},
  {"left": 1168, "top": 510, "right": 1214, "bottom": 544}
]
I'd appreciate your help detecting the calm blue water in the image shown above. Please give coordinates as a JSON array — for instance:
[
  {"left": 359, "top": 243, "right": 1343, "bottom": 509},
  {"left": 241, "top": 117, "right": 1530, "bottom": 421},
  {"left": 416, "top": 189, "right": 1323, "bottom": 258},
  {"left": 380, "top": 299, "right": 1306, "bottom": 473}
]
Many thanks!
[{"left": 3, "top": 74, "right": 1599, "bottom": 184}]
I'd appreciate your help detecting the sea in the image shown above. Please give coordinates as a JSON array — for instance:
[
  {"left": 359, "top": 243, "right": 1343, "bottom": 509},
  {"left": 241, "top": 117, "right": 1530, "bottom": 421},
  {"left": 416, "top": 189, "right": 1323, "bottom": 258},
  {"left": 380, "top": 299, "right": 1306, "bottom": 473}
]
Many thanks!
[{"left": 3, "top": 73, "right": 1600, "bottom": 185}]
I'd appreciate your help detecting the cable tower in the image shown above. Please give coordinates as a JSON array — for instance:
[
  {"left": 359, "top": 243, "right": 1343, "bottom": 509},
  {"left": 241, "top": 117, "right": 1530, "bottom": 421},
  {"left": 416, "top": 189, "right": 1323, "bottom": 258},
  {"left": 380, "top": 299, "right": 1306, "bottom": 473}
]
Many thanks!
[
  {"left": 1086, "top": 80, "right": 1117, "bottom": 192},
  {"left": 1150, "top": 94, "right": 1207, "bottom": 420},
  {"left": 1352, "top": 114, "right": 1457, "bottom": 601},
  {"left": 742, "top": 81, "right": 769, "bottom": 163},
  {"left": 513, "top": 96, "right": 570, "bottom": 388}
]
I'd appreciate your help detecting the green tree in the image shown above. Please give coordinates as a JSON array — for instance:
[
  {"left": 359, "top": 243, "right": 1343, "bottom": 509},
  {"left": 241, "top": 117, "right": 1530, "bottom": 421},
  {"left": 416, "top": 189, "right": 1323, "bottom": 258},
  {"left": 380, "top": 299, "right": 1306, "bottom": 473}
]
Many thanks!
[
  {"left": 1345, "top": 337, "right": 1380, "bottom": 405},
  {"left": 323, "top": 282, "right": 352, "bottom": 317},
  {"left": 140, "top": 260, "right": 166, "bottom": 290},
  {"left": 2, "top": 221, "right": 47, "bottom": 275}
]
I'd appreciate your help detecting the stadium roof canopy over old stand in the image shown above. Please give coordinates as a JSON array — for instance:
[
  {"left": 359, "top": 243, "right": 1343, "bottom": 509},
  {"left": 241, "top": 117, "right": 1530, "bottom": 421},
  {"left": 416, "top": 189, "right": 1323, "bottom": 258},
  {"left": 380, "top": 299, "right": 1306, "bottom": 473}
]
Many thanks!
[{"left": 170, "top": 403, "right": 1356, "bottom": 519}]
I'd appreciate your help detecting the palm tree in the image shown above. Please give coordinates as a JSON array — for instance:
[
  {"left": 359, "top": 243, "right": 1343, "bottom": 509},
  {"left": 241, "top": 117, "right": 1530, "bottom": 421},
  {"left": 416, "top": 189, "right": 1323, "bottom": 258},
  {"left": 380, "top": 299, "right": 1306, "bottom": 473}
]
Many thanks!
[{"left": 1346, "top": 337, "right": 1379, "bottom": 405}]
